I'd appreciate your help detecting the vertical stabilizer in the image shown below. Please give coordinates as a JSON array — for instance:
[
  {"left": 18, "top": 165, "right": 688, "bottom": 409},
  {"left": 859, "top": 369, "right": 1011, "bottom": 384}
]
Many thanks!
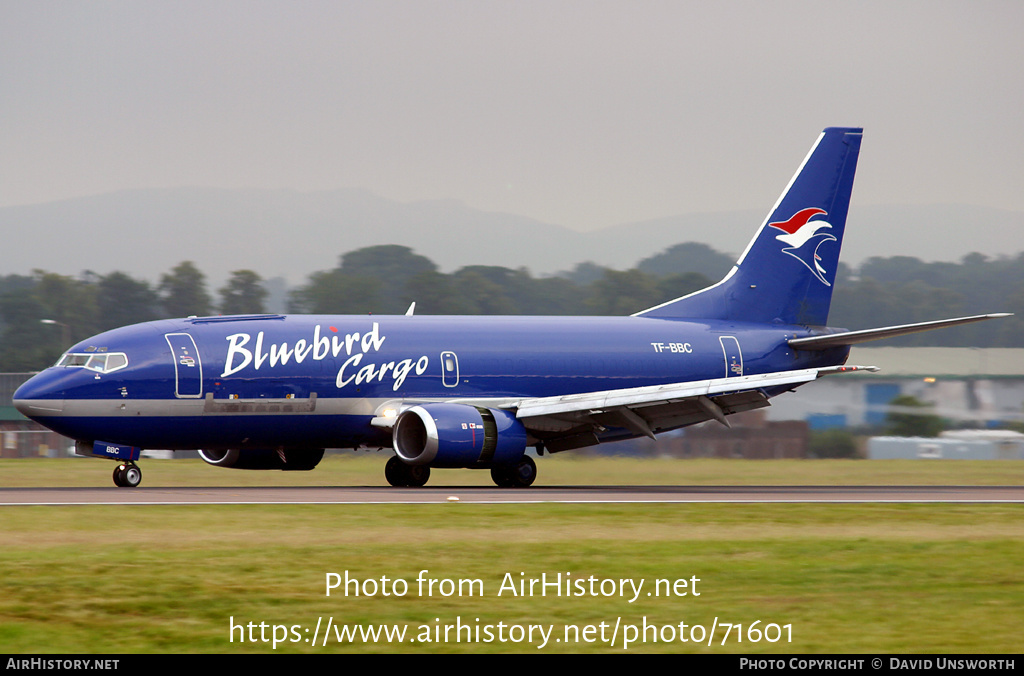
[{"left": 636, "top": 127, "right": 862, "bottom": 326}]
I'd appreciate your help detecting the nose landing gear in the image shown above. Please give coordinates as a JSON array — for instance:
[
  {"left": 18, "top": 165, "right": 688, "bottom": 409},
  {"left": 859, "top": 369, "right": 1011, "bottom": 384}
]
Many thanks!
[{"left": 112, "top": 462, "right": 142, "bottom": 488}]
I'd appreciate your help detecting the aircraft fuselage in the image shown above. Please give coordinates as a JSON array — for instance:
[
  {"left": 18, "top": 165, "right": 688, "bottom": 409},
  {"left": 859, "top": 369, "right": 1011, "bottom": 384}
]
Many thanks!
[{"left": 14, "top": 313, "right": 846, "bottom": 451}]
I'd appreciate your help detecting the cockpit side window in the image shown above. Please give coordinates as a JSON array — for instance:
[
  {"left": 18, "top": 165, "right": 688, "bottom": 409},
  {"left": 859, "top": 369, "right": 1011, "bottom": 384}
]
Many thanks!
[
  {"left": 56, "top": 352, "right": 129, "bottom": 374},
  {"left": 105, "top": 353, "right": 128, "bottom": 371}
]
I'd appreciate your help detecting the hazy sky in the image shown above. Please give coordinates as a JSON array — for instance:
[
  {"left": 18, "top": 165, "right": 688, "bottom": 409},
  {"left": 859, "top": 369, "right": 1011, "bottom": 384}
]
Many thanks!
[{"left": 3, "top": 1, "right": 1023, "bottom": 231}]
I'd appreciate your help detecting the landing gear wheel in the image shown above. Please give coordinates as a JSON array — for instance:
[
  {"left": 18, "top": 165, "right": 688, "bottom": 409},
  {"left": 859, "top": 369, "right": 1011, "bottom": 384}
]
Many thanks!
[
  {"left": 122, "top": 463, "right": 142, "bottom": 487},
  {"left": 385, "top": 456, "right": 408, "bottom": 487},
  {"left": 511, "top": 456, "right": 536, "bottom": 487},
  {"left": 406, "top": 465, "right": 430, "bottom": 488},
  {"left": 112, "top": 463, "right": 142, "bottom": 488},
  {"left": 490, "top": 465, "right": 514, "bottom": 488},
  {"left": 491, "top": 456, "right": 537, "bottom": 488},
  {"left": 385, "top": 456, "right": 431, "bottom": 487}
]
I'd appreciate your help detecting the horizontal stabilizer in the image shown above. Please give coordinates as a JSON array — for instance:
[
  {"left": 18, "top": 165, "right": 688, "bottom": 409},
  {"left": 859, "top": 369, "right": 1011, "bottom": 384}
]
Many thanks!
[{"left": 788, "top": 313, "right": 1012, "bottom": 350}]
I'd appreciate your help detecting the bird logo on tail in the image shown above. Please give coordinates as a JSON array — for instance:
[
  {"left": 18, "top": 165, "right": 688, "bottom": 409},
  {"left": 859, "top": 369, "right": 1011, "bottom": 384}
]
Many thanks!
[{"left": 768, "top": 207, "right": 836, "bottom": 286}]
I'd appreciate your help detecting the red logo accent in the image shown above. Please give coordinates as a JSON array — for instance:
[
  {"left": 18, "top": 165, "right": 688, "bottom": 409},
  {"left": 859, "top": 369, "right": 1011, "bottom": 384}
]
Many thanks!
[{"left": 768, "top": 207, "right": 827, "bottom": 235}]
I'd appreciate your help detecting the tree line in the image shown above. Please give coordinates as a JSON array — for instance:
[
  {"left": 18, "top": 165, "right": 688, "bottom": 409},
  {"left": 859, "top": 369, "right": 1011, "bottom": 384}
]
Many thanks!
[
  {"left": 0, "top": 262, "right": 266, "bottom": 371},
  {"left": 2, "top": 242, "right": 1023, "bottom": 372}
]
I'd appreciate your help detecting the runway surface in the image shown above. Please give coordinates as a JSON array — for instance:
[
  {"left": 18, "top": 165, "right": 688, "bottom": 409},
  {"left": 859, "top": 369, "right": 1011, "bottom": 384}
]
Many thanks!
[{"left": 2, "top": 484, "right": 1023, "bottom": 505}]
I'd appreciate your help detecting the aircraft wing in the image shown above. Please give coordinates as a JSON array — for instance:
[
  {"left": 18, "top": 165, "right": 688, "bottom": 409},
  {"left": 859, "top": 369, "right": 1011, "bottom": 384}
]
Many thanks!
[{"left": 509, "top": 365, "right": 877, "bottom": 452}]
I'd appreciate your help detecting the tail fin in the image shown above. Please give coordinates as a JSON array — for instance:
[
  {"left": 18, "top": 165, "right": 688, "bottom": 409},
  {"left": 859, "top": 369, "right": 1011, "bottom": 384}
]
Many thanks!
[{"left": 636, "top": 127, "right": 862, "bottom": 326}]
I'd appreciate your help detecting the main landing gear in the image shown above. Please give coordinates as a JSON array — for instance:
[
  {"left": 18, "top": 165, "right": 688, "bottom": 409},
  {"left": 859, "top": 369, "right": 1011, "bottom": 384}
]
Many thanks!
[
  {"left": 383, "top": 455, "right": 537, "bottom": 488},
  {"left": 384, "top": 456, "right": 430, "bottom": 487},
  {"left": 112, "top": 462, "right": 142, "bottom": 488},
  {"left": 490, "top": 456, "right": 537, "bottom": 488}
]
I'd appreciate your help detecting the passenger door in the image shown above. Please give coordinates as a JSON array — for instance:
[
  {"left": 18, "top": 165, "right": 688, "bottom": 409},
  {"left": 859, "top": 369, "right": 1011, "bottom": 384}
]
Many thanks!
[{"left": 165, "top": 333, "right": 203, "bottom": 398}]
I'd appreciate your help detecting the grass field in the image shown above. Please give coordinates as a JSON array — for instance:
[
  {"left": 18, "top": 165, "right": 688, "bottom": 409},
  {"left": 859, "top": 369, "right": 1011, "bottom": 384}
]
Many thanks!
[
  {"left": 4, "top": 453, "right": 1024, "bottom": 487},
  {"left": 1, "top": 456, "right": 1022, "bottom": 653}
]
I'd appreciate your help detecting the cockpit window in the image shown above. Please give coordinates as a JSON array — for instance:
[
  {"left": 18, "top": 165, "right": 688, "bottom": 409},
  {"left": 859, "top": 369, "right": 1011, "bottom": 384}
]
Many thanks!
[
  {"left": 58, "top": 354, "right": 90, "bottom": 367},
  {"left": 105, "top": 353, "right": 128, "bottom": 371},
  {"left": 85, "top": 355, "right": 107, "bottom": 372},
  {"left": 56, "top": 352, "right": 129, "bottom": 374}
]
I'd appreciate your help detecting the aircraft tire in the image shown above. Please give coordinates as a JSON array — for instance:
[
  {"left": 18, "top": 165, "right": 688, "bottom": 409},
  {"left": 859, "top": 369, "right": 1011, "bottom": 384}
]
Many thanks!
[
  {"left": 385, "top": 456, "right": 408, "bottom": 487},
  {"left": 511, "top": 456, "right": 536, "bottom": 487},
  {"left": 406, "top": 465, "right": 430, "bottom": 488},
  {"left": 112, "top": 463, "right": 142, "bottom": 488},
  {"left": 490, "top": 465, "right": 514, "bottom": 488},
  {"left": 122, "top": 464, "right": 142, "bottom": 487}
]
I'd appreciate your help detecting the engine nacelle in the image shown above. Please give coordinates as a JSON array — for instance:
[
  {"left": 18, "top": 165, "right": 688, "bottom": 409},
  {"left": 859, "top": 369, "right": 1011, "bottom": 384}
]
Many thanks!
[
  {"left": 392, "top": 403, "right": 528, "bottom": 468},
  {"left": 197, "top": 447, "right": 324, "bottom": 471}
]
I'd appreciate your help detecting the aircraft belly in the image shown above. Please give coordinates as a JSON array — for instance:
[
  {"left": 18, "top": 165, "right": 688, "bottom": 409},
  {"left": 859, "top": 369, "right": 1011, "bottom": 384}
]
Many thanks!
[
  {"left": 50, "top": 396, "right": 387, "bottom": 417},
  {"left": 27, "top": 396, "right": 389, "bottom": 450}
]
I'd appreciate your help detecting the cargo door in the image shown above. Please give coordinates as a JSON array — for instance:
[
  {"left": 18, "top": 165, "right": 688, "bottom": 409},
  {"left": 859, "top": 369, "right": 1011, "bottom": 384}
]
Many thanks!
[{"left": 719, "top": 336, "right": 743, "bottom": 378}]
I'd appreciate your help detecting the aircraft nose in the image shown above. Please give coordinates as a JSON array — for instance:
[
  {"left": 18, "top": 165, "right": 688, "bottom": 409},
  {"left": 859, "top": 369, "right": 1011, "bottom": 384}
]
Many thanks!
[{"left": 13, "top": 372, "right": 66, "bottom": 417}]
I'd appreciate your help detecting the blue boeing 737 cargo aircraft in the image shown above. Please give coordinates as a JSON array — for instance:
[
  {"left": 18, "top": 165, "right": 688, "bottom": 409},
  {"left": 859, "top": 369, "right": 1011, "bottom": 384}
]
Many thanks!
[{"left": 14, "top": 128, "right": 1008, "bottom": 487}]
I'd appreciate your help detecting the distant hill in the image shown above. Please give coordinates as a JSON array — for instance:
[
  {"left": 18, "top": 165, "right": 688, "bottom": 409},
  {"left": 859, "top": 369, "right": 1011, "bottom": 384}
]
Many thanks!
[{"left": 2, "top": 188, "right": 1022, "bottom": 284}]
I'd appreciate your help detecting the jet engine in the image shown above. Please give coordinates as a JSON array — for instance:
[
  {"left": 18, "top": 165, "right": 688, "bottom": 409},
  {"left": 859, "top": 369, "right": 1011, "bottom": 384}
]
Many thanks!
[
  {"left": 197, "top": 447, "right": 324, "bottom": 471},
  {"left": 392, "top": 403, "right": 527, "bottom": 468}
]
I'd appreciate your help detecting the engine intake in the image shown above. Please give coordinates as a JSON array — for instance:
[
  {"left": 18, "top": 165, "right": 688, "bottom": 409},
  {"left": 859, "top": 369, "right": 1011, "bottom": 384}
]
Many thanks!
[{"left": 393, "top": 403, "right": 527, "bottom": 468}]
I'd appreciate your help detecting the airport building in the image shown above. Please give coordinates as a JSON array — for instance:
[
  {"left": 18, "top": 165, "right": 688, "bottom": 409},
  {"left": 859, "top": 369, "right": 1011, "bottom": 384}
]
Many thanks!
[{"left": 868, "top": 431, "right": 1024, "bottom": 460}]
